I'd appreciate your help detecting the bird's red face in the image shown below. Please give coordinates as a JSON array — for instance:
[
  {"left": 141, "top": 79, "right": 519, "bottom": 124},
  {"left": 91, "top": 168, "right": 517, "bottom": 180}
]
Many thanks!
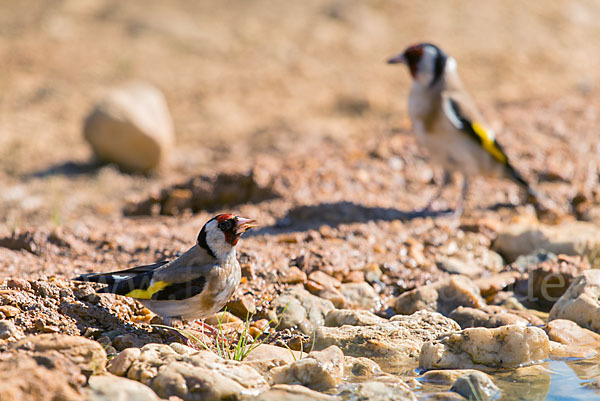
[
  {"left": 387, "top": 43, "right": 447, "bottom": 87},
  {"left": 215, "top": 214, "right": 258, "bottom": 246}
]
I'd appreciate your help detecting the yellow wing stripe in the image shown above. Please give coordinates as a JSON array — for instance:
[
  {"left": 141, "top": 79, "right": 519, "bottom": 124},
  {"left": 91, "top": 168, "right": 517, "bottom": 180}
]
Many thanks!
[
  {"left": 471, "top": 122, "right": 508, "bottom": 164},
  {"left": 126, "top": 280, "right": 169, "bottom": 299}
]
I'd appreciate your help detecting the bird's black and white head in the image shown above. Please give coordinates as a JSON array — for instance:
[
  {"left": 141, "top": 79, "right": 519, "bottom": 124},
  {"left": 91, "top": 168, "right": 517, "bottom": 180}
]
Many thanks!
[
  {"left": 197, "top": 214, "right": 257, "bottom": 260},
  {"left": 388, "top": 43, "right": 451, "bottom": 87}
]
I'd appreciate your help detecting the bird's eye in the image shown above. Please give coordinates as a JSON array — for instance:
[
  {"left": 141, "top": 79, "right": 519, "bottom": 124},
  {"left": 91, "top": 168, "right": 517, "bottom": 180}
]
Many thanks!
[{"left": 218, "top": 219, "right": 234, "bottom": 232}]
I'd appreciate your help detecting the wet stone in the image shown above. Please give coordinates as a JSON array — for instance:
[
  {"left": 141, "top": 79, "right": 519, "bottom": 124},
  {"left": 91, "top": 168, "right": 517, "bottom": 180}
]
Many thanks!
[{"left": 450, "top": 371, "right": 501, "bottom": 401}]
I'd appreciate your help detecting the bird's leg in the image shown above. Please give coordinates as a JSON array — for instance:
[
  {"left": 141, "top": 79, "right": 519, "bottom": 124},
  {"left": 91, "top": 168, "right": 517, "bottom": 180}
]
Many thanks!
[
  {"left": 454, "top": 175, "right": 469, "bottom": 217},
  {"left": 156, "top": 316, "right": 197, "bottom": 346},
  {"left": 420, "top": 169, "right": 450, "bottom": 214},
  {"left": 194, "top": 319, "right": 220, "bottom": 337}
]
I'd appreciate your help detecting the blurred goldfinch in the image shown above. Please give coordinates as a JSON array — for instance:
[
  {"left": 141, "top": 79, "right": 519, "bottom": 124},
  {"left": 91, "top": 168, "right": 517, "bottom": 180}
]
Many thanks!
[
  {"left": 388, "top": 43, "right": 541, "bottom": 212},
  {"left": 75, "top": 214, "right": 257, "bottom": 327}
]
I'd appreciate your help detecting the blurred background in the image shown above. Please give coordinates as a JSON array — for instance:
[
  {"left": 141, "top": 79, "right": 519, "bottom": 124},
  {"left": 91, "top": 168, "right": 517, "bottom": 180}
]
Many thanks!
[{"left": 2, "top": 0, "right": 600, "bottom": 226}]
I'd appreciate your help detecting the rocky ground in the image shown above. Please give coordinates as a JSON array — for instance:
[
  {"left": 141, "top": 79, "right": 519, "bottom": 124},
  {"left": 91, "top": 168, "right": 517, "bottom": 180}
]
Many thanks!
[{"left": 3, "top": 1, "right": 600, "bottom": 400}]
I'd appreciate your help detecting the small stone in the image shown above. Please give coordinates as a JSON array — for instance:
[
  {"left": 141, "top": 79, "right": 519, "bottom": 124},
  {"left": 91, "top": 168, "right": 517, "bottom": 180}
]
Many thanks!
[
  {"left": 268, "top": 288, "right": 335, "bottom": 335},
  {"left": 364, "top": 263, "right": 383, "bottom": 283},
  {"left": 280, "top": 266, "right": 307, "bottom": 284},
  {"left": 338, "top": 381, "right": 417, "bottom": 401},
  {"left": 87, "top": 374, "right": 161, "bottom": 401},
  {"left": 83, "top": 82, "right": 175, "bottom": 172},
  {"left": 0, "top": 305, "right": 20, "bottom": 318},
  {"left": 549, "top": 341, "right": 597, "bottom": 359},
  {"left": 308, "top": 271, "right": 342, "bottom": 289},
  {"left": 394, "top": 275, "right": 485, "bottom": 316},
  {"left": 493, "top": 222, "right": 600, "bottom": 266},
  {"left": 270, "top": 345, "right": 344, "bottom": 391},
  {"left": 204, "top": 311, "right": 242, "bottom": 326},
  {"left": 545, "top": 319, "right": 600, "bottom": 346},
  {"left": 6, "top": 278, "right": 32, "bottom": 291},
  {"left": 250, "top": 384, "right": 337, "bottom": 401},
  {"left": 324, "top": 309, "right": 387, "bottom": 327},
  {"left": 112, "top": 333, "right": 145, "bottom": 351},
  {"left": 226, "top": 294, "right": 257, "bottom": 319},
  {"left": 0, "top": 320, "right": 20, "bottom": 340},
  {"left": 450, "top": 371, "right": 501, "bottom": 401},
  {"left": 108, "top": 348, "right": 141, "bottom": 376},
  {"left": 419, "top": 369, "right": 483, "bottom": 385},
  {"left": 339, "top": 282, "right": 380, "bottom": 310},
  {"left": 550, "top": 270, "right": 600, "bottom": 332},
  {"left": 343, "top": 270, "right": 365, "bottom": 283},
  {"left": 419, "top": 326, "right": 550, "bottom": 370},
  {"left": 474, "top": 272, "right": 520, "bottom": 298},
  {"left": 437, "top": 257, "right": 483, "bottom": 278}
]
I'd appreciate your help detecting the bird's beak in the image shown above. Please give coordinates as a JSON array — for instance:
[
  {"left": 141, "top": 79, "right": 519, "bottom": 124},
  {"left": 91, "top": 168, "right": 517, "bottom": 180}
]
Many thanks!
[
  {"left": 387, "top": 53, "right": 406, "bottom": 64},
  {"left": 235, "top": 217, "right": 258, "bottom": 233}
]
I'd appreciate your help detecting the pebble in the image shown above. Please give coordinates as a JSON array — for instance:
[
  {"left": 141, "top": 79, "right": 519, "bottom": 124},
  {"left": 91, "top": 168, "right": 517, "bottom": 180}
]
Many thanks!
[
  {"left": 545, "top": 319, "right": 600, "bottom": 346},
  {"left": 550, "top": 269, "right": 600, "bottom": 332},
  {"left": 268, "top": 288, "right": 335, "bottom": 335},
  {"left": 394, "top": 275, "right": 485, "bottom": 316},
  {"left": 450, "top": 371, "right": 501, "bottom": 401}
]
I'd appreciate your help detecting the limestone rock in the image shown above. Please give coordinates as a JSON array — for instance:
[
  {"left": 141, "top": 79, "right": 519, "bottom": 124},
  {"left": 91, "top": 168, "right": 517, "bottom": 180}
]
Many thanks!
[
  {"left": 270, "top": 346, "right": 344, "bottom": 391},
  {"left": 86, "top": 374, "right": 161, "bottom": 401},
  {"left": 84, "top": 82, "right": 174, "bottom": 172},
  {"left": 545, "top": 319, "right": 600, "bottom": 345},
  {"left": 250, "top": 384, "right": 338, "bottom": 401},
  {"left": 268, "top": 287, "right": 335, "bottom": 335},
  {"left": 493, "top": 222, "right": 600, "bottom": 266},
  {"left": 338, "top": 381, "right": 417, "bottom": 401},
  {"left": 549, "top": 270, "right": 600, "bottom": 332},
  {"left": 549, "top": 341, "right": 597, "bottom": 359},
  {"left": 12, "top": 334, "right": 107, "bottom": 374},
  {"left": 419, "top": 369, "right": 485, "bottom": 385},
  {"left": 339, "top": 282, "right": 380, "bottom": 310},
  {"left": 324, "top": 309, "right": 387, "bottom": 327},
  {"left": 450, "top": 371, "right": 501, "bottom": 401},
  {"left": 0, "top": 352, "right": 84, "bottom": 401},
  {"left": 123, "top": 343, "right": 268, "bottom": 401},
  {"left": 449, "top": 305, "right": 543, "bottom": 329},
  {"left": 419, "top": 326, "right": 550, "bottom": 370},
  {"left": 107, "top": 347, "right": 141, "bottom": 376},
  {"left": 314, "top": 311, "right": 459, "bottom": 372},
  {"left": 394, "top": 275, "right": 485, "bottom": 316}
]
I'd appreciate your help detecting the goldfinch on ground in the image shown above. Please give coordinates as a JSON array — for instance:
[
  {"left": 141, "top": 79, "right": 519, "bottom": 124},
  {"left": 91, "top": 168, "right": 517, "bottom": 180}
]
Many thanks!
[
  {"left": 75, "top": 214, "right": 257, "bottom": 328},
  {"left": 388, "top": 43, "right": 543, "bottom": 213}
]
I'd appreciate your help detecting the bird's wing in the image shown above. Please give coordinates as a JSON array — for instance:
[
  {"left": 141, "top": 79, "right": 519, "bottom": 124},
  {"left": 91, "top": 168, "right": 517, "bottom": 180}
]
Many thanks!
[
  {"left": 441, "top": 91, "right": 540, "bottom": 201},
  {"left": 74, "top": 245, "right": 217, "bottom": 301},
  {"left": 441, "top": 91, "right": 508, "bottom": 165},
  {"left": 74, "top": 260, "right": 169, "bottom": 285}
]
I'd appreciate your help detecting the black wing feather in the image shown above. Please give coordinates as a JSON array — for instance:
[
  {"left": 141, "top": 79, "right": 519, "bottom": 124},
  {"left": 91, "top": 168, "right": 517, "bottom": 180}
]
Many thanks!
[
  {"left": 150, "top": 276, "right": 206, "bottom": 300},
  {"left": 74, "top": 260, "right": 169, "bottom": 294}
]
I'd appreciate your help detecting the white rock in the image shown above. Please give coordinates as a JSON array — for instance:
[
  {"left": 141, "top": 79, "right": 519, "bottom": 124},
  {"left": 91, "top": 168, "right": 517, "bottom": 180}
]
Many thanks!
[
  {"left": 419, "top": 325, "right": 550, "bottom": 370},
  {"left": 84, "top": 82, "right": 174, "bottom": 172},
  {"left": 86, "top": 374, "right": 161, "bottom": 401},
  {"left": 493, "top": 221, "right": 600, "bottom": 266},
  {"left": 315, "top": 310, "right": 459, "bottom": 373},
  {"left": 550, "top": 270, "right": 600, "bottom": 332}
]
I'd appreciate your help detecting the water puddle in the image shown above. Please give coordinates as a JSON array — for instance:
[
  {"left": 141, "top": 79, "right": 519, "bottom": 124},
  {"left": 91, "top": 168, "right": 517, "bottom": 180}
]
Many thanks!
[{"left": 411, "top": 352, "right": 600, "bottom": 400}]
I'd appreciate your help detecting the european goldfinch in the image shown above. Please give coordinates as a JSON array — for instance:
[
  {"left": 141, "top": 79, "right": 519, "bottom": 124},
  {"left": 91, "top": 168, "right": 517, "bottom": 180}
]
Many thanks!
[
  {"left": 388, "top": 43, "right": 541, "bottom": 212},
  {"left": 75, "top": 214, "right": 257, "bottom": 326}
]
